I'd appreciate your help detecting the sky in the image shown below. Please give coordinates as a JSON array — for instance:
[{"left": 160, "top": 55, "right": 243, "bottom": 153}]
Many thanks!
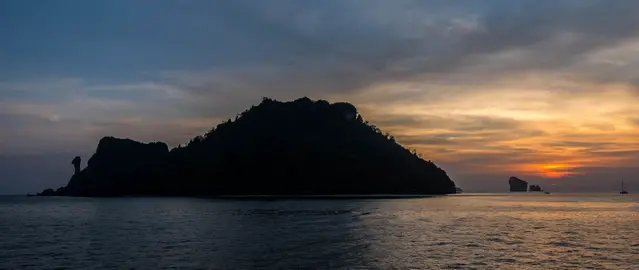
[{"left": 1, "top": 0, "right": 638, "bottom": 194}]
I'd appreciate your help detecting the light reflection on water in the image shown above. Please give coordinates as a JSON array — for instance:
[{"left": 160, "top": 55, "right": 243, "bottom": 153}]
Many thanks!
[{"left": 0, "top": 194, "right": 637, "bottom": 269}]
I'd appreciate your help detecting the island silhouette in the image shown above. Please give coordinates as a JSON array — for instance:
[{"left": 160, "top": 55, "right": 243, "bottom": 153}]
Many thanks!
[{"left": 36, "top": 97, "right": 457, "bottom": 197}]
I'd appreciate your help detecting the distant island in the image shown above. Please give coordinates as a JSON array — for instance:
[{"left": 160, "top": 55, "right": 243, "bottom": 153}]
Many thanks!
[
  {"left": 529, "top": 184, "right": 543, "bottom": 192},
  {"left": 508, "top": 176, "right": 544, "bottom": 192},
  {"left": 36, "top": 97, "right": 457, "bottom": 197}
]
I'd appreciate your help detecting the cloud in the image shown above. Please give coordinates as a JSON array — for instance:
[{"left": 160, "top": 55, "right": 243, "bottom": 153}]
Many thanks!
[
  {"left": 372, "top": 114, "right": 522, "bottom": 131},
  {"left": 359, "top": 82, "right": 639, "bottom": 188},
  {"left": 0, "top": 112, "right": 91, "bottom": 154},
  {"left": 0, "top": 78, "right": 224, "bottom": 154},
  {"left": 103, "top": 0, "right": 637, "bottom": 114},
  {"left": 0, "top": 105, "right": 217, "bottom": 155},
  {"left": 202, "top": 0, "right": 639, "bottom": 92}
]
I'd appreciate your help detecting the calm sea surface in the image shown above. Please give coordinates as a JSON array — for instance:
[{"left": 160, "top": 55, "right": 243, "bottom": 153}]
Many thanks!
[{"left": 0, "top": 194, "right": 637, "bottom": 269}]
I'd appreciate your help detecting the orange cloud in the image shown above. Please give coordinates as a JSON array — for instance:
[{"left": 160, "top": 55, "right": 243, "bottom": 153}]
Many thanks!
[
  {"left": 332, "top": 72, "right": 639, "bottom": 181},
  {"left": 531, "top": 164, "right": 581, "bottom": 178}
]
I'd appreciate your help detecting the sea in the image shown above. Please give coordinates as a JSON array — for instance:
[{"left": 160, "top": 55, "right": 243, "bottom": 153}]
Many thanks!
[{"left": 0, "top": 193, "right": 637, "bottom": 269}]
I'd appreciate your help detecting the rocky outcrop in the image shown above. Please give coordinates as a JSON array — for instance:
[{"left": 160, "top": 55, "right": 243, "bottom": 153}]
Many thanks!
[
  {"left": 37, "top": 97, "right": 457, "bottom": 197},
  {"left": 509, "top": 176, "right": 528, "bottom": 192},
  {"left": 36, "top": 188, "right": 55, "bottom": 196},
  {"left": 71, "top": 156, "right": 81, "bottom": 175},
  {"left": 529, "top": 184, "right": 543, "bottom": 192},
  {"left": 47, "top": 137, "right": 169, "bottom": 196}
]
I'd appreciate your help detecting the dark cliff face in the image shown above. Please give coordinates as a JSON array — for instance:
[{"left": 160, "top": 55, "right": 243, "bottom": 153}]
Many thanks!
[
  {"left": 509, "top": 176, "right": 528, "bottom": 192},
  {"left": 38, "top": 97, "right": 457, "bottom": 196},
  {"left": 51, "top": 137, "right": 169, "bottom": 196}
]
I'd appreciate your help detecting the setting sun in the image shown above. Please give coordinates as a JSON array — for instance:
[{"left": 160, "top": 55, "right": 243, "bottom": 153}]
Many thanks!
[
  {"left": 515, "top": 163, "right": 582, "bottom": 178},
  {"left": 539, "top": 171, "right": 571, "bottom": 178},
  {"left": 537, "top": 164, "right": 579, "bottom": 178}
]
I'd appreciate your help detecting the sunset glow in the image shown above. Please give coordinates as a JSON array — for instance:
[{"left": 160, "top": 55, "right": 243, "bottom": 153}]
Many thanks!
[{"left": 536, "top": 164, "right": 578, "bottom": 178}]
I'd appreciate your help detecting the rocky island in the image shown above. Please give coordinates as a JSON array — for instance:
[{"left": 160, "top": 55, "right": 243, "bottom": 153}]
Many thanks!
[
  {"left": 37, "top": 97, "right": 457, "bottom": 197},
  {"left": 509, "top": 176, "right": 528, "bottom": 192},
  {"left": 528, "top": 184, "right": 543, "bottom": 192}
]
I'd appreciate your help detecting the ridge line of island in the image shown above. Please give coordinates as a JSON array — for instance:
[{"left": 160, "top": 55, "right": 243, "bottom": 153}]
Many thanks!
[{"left": 32, "top": 97, "right": 544, "bottom": 198}]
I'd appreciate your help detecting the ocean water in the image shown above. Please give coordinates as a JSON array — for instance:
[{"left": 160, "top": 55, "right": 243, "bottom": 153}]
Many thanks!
[{"left": 0, "top": 194, "right": 637, "bottom": 269}]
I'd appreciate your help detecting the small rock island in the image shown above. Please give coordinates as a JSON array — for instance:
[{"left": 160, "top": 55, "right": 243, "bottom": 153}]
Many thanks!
[
  {"left": 37, "top": 97, "right": 457, "bottom": 197},
  {"left": 528, "top": 184, "right": 543, "bottom": 192}
]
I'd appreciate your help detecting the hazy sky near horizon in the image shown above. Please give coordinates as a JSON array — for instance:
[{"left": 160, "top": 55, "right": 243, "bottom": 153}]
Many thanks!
[{"left": 1, "top": 0, "right": 639, "bottom": 193}]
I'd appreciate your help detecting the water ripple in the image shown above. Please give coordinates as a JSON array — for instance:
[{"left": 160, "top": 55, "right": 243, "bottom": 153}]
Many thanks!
[{"left": 0, "top": 194, "right": 637, "bottom": 269}]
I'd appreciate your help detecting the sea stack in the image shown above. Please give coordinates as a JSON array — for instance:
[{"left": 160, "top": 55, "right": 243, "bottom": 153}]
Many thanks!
[
  {"left": 509, "top": 176, "right": 528, "bottom": 192},
  {"left": 72, "top": 156, "right": 81, "bottom": 175}
]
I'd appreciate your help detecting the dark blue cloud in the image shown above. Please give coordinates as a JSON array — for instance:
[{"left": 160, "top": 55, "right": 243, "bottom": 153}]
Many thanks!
[
  {"left": 3, "top": 0, "right": 639, "bottom": 85},
  {"left": 0, "top": 0, "right": 309, "bottom": 80}
]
